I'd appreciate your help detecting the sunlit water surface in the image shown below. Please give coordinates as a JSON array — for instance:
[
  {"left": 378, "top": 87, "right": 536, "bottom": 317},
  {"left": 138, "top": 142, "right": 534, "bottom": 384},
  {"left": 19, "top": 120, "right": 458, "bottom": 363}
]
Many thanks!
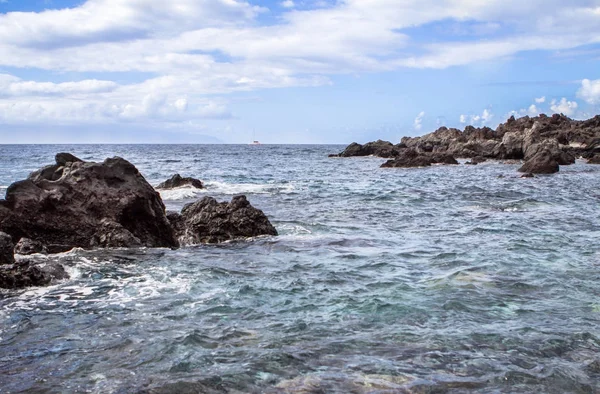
[{"left": 1, "top": 144, "right": 600, "bottom": 393}]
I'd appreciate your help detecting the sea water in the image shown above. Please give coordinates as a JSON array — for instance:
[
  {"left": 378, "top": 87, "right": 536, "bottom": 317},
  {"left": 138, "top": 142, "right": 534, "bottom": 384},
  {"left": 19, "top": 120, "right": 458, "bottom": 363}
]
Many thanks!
[{"left": 0, "top": 144, "right": 600, "bottom": 393}]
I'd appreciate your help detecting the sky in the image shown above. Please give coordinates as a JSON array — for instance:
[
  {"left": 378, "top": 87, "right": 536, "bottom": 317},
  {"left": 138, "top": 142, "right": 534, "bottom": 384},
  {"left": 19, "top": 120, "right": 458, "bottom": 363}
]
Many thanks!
[{"left": 0, "top": 0, "right": 600, "bottom": 144}]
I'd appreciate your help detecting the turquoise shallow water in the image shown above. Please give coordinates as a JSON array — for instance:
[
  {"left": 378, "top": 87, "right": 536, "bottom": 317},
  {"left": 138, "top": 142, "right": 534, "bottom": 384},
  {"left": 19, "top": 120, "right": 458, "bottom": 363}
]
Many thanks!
[{"left": 1, "top": 144, "right": 600, "bottom": 393}]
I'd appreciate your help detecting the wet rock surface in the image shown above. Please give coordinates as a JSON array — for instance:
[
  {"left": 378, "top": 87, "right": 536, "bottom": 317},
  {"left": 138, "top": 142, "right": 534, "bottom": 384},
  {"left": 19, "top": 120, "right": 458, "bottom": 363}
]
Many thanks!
[
  {"left": 0, "top": 153, "right": 277, "bottom": 255},
  {"left": 0, "top": 260, "right": 68, "bottom": 289},
  {"left": 0, "top": 153, "right": 178, "bottom": 251},
  {"left": 169, "top": 195, "right": 278, "bottom": 244},
  {"left": 156, "top": 174, "right": 203, "bottom": 189}
]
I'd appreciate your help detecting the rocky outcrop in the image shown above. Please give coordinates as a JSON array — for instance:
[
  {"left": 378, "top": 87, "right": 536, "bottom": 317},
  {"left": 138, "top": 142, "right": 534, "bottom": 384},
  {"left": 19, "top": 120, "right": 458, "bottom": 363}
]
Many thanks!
[
  {"left": 0, "top": 153, "right": 178, "bottom": 251},
  {"left": 0, "top": 155, "right": 278, "bottom": 289},
  {"left": 169, "top": 195, "right": 278, "bottom": 244},
  {"left": 157, "top": 174, "right": 203, "bottom": 189},
  {"left": 333, "top": 113, "right": 600, "bottom": 173},
  {"left": 0, "top": 260, "right": 68, "bottom": 289},
  {"left": 338, "top": 140, "right": 402, "bottom": 158},
  {"left": 0, "top": 232, "right": 68, "bottom": 289},
  {"left": 518, "top": 151, "right": 560, "bottom": 174},
  {"left": 381, "top": 150, "right": 458, "bottom": 168}
]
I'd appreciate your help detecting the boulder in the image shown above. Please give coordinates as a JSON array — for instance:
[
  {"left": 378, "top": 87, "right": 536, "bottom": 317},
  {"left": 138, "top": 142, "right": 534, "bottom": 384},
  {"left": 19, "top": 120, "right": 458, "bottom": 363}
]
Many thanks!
[
  {"left": 518, "top": 151, "right": 560, "bottom": 174},
  {"left": 0, "top": 232, "right": 15, "bottom": 264},
  {"left": 169, "top": 195, "right": 278, "bottom": 244},
  {"left": 0, "top": 260, "right": 68, "bottom": 289},
  {"left": 0, "top": 154, "right": 178, "bottom": 251},
  {"left": 431, "top": 153, "right": 459, "bottom": 165},
  {"left": 157, "top": 174, "right": 203, "bottom": 189},
  {"left": 14, "top": 238, "right": 47, "bottom": 255}
]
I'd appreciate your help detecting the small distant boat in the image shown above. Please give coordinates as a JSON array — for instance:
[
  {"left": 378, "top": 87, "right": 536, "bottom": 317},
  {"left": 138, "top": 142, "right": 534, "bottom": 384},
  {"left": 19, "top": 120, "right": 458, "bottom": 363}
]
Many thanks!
[{"left": 250, "top": 129, "right": 261, "bottom": 145}]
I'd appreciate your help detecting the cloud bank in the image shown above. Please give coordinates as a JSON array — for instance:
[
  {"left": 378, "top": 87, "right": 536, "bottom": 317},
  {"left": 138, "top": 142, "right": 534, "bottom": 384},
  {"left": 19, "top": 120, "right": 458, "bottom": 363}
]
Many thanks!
[{"left": 0, "top": 0, "right": 600, "bottom": 132}]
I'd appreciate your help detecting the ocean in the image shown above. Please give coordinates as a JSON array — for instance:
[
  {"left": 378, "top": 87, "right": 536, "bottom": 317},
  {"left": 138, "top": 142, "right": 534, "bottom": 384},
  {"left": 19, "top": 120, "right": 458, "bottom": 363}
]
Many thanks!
[{"left": 1, "top": 144, "right": 600, "bottom": 393}]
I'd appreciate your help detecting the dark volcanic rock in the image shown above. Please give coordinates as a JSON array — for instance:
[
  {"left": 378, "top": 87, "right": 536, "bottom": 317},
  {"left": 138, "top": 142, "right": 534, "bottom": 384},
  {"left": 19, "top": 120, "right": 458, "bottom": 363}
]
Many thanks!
[
  {"left": 338, "top": 140, "right": 400, "bottom": 158},
  {"left": 0, "top": 260, "right": 68, "bottom": 289},
  {"left": 336, "top": 113, "right": 600, "bottom": 167},
  {"left": 520, "top": 173, "right": 535, "bottom": 178},
  {"left": 169, "top": 195, "right": 278, "bottom": 244},
  {"left": 381, "top": 149, "right": 458, "bottom": 168},
  {"left": 0, "top": 232, "right": 15, "bottom": 264},
  {"left": 431, "top": 153, "right": 459, "bottom": 165},
  {"left": 157, "top": 174, "right": 203, "bottom": 189},
  {"left": 55, "top": 152, "right": 83, "bottom": 166},
  {"left": 381, "top": 149, "right": 432, "bottom": 168},
  {"left": 0, "top": 155, "right": 178, "bottom": 251},
  {"left": 14, "top": 238, "right": 47, "bottom": 255},
  {"left": 518, "top": 151, "right": 560, "bottom": 174}
]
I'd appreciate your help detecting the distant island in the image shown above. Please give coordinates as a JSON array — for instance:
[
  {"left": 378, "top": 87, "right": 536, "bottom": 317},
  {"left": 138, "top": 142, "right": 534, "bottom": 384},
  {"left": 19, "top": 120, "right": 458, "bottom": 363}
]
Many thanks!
[{"left": 331, "top": 113, "right": 600, "bottom": 174}]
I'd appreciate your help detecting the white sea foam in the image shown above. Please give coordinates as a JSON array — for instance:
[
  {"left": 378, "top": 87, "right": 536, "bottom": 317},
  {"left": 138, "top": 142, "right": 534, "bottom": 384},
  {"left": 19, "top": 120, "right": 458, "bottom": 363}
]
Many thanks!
[
  {"left": 159, "top": 181, "right": 297, "bottom": 200},
  {"left": 158, "top": 186, "right": 203, "bottom": 201}
]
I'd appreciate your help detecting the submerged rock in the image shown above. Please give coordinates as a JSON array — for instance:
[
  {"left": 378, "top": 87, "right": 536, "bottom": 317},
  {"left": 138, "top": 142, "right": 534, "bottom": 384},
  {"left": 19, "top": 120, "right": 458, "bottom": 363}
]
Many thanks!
[
  {"left": 0, "top": 260, "right": 68, "bottom": 289},
  {"left": 0, "top": 232, "right": 15, "bottom": 264},
  {"left": 169, "top": 195, "right": 278, "bottom": 244},
  {"left": 157, "top": 174, "right": 203, "bottom": 189},
  {"left": 0, "top": 153, "right": 178, "bottom": 251}
]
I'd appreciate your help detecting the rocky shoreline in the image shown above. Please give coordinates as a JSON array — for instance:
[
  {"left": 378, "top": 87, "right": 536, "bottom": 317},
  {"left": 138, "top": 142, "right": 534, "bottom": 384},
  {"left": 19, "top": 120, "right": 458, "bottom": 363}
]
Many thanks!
[
  {"left": 330, "top": 113, "right": 600, "bottom": 174},
  {"left": 0, "top": 154, "right": 277, "bottom": 289}
]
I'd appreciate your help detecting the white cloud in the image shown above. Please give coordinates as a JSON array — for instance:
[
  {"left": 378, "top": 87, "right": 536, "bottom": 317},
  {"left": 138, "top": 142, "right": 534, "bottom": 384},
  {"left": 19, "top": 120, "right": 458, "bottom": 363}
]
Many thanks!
[
  {"left": 550, "top": 97, "right": 578, "bottom": 116},
  {"left": 0, "top": 0, "right": 600, "bottom": 128},
  {"left": 528, "top": 104, "right": 539, "bottom": 115},
  {"left": 414, "top": 111, "right": 425, "bottom": 131},
  {"left": 460, "top": 108, "right": 494, "bottom": 126},
  {"left": 0, "top": 74, "right": 117, "bottom": 96},
  {"left": 535, "top": 96, "right": 546, "bottom": 103},
  {"left": 577, "top": 79, "right": 600, "bottom": 105}
]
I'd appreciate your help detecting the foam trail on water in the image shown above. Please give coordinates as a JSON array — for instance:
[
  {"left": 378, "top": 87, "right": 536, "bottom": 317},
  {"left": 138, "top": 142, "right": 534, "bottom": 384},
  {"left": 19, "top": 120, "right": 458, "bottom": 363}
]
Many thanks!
[{"left": 159, "top": 182, "right": 297, "bottom": 200}]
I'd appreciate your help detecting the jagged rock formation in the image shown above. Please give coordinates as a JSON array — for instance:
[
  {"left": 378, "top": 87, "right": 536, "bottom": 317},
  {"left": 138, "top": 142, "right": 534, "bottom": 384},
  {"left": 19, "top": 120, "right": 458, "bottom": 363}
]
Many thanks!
[
  {"left": 0, "top": 153, "right": 178, "bottom": 251},
  {"left": 0, "top": 153, "right": 277, "bottom": 253},
  {"left": 168, "top": 195, "right": 278, "bottom": 245},
  {"left": 157, "top": 174, "right": 203, "bottom": 189},
  {"left": 333, "top": 113, "right": 600, "bottom": 174},
  {"left": 0, "top": 154, "right": 278, "bottom": 289},
  {"left": 381, "top": 150, "right": 458, "bottom": 168}
]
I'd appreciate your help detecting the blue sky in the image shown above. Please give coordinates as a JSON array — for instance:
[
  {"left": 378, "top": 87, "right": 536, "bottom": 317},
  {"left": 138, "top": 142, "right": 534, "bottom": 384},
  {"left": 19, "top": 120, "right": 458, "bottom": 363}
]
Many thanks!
[{"left": 0, "top": 0, "right": 599, "bottom": 143}]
